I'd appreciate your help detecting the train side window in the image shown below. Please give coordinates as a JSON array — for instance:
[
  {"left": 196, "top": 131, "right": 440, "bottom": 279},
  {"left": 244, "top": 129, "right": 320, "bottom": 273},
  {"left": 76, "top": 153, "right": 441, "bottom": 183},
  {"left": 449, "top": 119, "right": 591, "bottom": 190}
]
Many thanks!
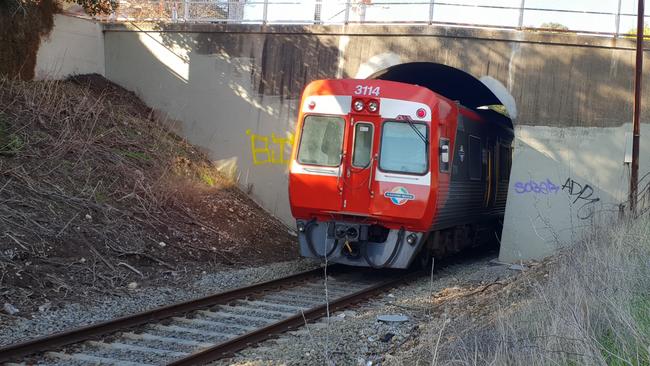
[
  {"left": 439, "top": 138, "right": 450, "bottom": 173},
  {"left": 469, "top": 135, "right": 481, "bottom": 180},
  {"left": 352, "top": 123, "right": 373, "bottom": 168},
  {"left": 297, "top": 115, "right": 345, "bottom": 167}
]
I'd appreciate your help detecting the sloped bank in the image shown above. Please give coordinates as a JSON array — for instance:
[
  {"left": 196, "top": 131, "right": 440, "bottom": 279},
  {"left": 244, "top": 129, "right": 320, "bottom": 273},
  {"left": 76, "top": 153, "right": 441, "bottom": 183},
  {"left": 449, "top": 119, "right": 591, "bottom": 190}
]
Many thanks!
[{"left": 0, "top": 75, "right": 300, "bottom": 320}]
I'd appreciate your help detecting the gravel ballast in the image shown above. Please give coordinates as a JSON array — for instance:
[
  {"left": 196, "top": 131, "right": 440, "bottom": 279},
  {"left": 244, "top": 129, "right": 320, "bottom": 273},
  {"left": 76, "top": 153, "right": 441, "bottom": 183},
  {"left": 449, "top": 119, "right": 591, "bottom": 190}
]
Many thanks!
[
  {"left": 0, "top": 259, "right": 318, "bottom": 347},
  {"left": 211, "top": 255, "right": 516, "bottom": 366}
]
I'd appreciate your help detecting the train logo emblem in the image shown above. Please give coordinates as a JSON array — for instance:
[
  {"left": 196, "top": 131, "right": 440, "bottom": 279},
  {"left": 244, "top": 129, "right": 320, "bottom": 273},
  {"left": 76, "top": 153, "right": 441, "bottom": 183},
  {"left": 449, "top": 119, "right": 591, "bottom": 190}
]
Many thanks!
[{"left": 384, "top": 186, "right": 415, "bottom": 205}]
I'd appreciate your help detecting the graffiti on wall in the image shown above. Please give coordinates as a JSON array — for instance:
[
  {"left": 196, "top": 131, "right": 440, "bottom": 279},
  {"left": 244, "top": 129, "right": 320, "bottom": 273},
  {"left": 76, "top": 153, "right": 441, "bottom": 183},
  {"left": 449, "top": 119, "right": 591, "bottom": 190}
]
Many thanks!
[
  {"left": 513, "top": 179, "right": 561, "bottom": 194},
  {"left": 561, "top": 178, "right": 600, "bottom": 219},
  {"left": 513, "top": 177, "right": 600, "bottom": 219},
  {"left": 245, "top": 129, "right": 294, "bottom": 166}
]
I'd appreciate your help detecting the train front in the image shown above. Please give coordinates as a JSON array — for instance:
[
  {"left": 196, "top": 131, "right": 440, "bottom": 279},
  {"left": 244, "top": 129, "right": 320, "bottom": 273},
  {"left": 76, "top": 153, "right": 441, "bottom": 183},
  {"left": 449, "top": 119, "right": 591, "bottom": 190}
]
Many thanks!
[{"left": 288, "top": 79, "right": 449, "bottom": 269}]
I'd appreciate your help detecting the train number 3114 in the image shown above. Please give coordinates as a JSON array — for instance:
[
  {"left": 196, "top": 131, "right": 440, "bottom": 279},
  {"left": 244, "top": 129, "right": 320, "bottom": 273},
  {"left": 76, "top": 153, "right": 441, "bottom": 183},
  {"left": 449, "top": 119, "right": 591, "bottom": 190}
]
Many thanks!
[{"left": 354, "top": 85, "right": 381, "bottom": 96}]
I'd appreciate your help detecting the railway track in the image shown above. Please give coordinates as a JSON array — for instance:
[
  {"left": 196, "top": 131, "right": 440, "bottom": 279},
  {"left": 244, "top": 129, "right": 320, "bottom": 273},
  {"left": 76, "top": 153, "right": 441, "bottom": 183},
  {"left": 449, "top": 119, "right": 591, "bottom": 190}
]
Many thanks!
[{"left": 0, "top": 266, "right": 421, "bottom": 365}]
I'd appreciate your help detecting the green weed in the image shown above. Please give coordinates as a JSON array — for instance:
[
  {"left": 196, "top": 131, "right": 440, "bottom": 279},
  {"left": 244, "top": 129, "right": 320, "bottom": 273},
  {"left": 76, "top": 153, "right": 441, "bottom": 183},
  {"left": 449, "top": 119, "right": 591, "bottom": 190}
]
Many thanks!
[
  {"left": 199, "top": 172, "right": 215, "bottom": 187},
  {"left": 94, "top": 191, "right": 108, "bottom": 204},
  {"left": 0, "top": 117, "right": 24, "bottom": 155}
]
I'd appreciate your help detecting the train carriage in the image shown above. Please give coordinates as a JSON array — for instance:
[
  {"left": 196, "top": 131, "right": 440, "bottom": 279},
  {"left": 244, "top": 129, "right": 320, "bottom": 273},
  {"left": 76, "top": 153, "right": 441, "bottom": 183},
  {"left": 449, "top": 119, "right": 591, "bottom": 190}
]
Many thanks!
[{"left": 288, "top": 79, "right": 513, "bottom": 269}]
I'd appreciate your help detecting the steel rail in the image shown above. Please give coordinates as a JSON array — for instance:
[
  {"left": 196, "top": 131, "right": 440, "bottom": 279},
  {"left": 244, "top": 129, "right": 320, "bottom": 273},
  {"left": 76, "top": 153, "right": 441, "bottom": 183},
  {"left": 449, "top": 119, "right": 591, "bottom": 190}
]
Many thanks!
[
  {"left": 167, "top": 269, "right": 424, "bottom": 366},
  {"left": 0, "top": 266, "right": 330, "bottom": 363}
]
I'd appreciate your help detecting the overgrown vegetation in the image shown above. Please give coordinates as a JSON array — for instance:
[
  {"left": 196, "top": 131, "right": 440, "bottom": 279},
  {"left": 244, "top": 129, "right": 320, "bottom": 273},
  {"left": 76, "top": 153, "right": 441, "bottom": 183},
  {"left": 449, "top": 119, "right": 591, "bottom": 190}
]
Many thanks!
[
  {"left": 625, "top": 25, "right": 650, "bottom": 39},
  {"left": 0, "top": 0, "right": 119, "bottom": 80},
  {"left": 392, "top": 215, "right": 650, "bottom": 365},
  {"left": 0, "top": 0, "right": 59, "bottom": 80},
  {"left": 540, "top": 22, "right": 569, "bottom": 31}
]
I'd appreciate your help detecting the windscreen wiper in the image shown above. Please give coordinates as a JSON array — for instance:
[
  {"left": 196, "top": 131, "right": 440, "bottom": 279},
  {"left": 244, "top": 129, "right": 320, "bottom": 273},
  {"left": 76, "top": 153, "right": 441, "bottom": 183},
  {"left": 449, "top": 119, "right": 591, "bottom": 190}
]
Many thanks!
[{"left": 407, "top": 120, "right": 429, "bottom": 145}]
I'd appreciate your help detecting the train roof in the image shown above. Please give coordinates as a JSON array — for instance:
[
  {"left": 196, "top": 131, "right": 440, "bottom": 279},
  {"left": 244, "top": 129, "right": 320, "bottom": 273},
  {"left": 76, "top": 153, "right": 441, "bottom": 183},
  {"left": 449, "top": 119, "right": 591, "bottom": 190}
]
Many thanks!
[
  {"left": 301, "top": 78, "right": 513, "bottom": 130},
  {"left": 302, "top": 79, "right": 440, "bottom": 106}
]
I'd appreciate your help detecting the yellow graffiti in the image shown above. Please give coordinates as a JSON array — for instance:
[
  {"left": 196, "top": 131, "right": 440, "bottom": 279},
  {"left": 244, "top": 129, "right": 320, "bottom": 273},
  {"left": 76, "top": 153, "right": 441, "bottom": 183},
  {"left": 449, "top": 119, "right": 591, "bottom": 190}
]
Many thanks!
[{"left": 246, "top": 129, "right": 295, "bottom": 165}]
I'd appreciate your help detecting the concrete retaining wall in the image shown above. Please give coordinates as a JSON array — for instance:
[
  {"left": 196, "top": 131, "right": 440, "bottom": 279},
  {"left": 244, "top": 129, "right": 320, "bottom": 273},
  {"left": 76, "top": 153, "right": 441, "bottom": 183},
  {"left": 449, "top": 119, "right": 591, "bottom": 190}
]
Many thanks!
[
  {"left": 35, "top": 14, "right": 104, "bottom": 79},
  {"left": 500, "top": 123, "right": 650, "bottom": 262}
]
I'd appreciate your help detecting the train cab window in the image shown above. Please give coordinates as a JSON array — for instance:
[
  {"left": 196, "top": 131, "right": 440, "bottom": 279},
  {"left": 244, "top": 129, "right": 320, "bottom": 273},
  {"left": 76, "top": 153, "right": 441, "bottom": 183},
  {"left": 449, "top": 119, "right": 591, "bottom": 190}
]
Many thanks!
[
  {"left": 297, "top": 115, "right": 345, "bottom": 167},
  {"left": 352, "top": 123, "right": 373, "bottom": 167},
  {"left": 469, "top": 135, "right": 482, "bottom": 180},
  {"left": 379, "top": 122, "right": 428, "bottom": 174}
]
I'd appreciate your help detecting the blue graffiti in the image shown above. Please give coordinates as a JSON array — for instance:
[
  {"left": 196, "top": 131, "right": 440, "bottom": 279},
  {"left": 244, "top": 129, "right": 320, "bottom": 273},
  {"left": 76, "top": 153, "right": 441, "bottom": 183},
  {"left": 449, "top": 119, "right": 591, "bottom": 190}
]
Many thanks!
[{"left": 514, "top": 179, "right": 560, "bottom": 195}]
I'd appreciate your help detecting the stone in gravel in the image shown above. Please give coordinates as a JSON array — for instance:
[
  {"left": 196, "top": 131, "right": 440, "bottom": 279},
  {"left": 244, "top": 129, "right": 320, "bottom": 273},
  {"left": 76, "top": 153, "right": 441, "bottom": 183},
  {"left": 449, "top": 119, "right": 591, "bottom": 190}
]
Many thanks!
[
  {"left": 158, "top": 241, "right": 167, "bottom": 248},
  {"left": 3, "top": 303, "right": 19, "bottom": 315},
  {"left": 377, "top": 314, "right": 408, "bottom": 323},
  {"left": 509, "top": 264, "right": 526, "bottom": 271},
  {"left": 380, "top": 332, "right": 395, "bottom": 342},
  {"left": 127, "top": 282, "right": 138, "bottom": 290},
  {"left": 38, "top": 302, "right": 51, "bottom": 312},
  {"left": 85, "top": 214, "right": 92, "bottom": 220}
]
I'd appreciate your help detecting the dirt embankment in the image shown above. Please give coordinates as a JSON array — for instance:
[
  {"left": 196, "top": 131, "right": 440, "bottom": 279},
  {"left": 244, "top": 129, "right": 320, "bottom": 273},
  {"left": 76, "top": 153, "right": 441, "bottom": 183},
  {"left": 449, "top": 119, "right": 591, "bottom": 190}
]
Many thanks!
[{"left": 0, "top": 75, "right": 298, "bottom": 317}]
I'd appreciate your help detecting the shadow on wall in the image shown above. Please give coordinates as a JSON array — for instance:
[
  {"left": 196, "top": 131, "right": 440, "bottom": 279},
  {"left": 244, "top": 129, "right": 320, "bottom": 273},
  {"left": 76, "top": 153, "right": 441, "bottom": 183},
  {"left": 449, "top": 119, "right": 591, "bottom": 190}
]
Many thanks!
[{"left": 103, "top": 24, "right": 342, "bottom": 223}]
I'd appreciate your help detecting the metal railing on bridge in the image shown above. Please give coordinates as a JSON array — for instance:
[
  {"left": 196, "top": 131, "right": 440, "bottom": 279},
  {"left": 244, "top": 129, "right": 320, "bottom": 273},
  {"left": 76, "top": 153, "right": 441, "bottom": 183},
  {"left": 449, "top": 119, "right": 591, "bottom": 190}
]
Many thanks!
[{"left": 106, "top": 0, "right": 648, "bottom": 37}]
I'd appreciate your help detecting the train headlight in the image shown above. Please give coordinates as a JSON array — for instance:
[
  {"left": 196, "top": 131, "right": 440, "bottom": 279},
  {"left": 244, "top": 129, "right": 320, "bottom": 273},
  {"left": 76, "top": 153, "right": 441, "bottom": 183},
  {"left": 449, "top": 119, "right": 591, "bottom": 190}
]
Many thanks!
[
  {"left": 346, "top": 227, "right": 358, "bottom": 239},
  {"left": 406, "top": 234, "right": 418, "bottom": 245},
  {"left": 367, "top": 100, "right": 379, "bottom": 113},
  {"left": 353, "top": 99, "right": 365, "bottom": 112},
  {"left": 297, "top": 223, "right": 305, "bottom": 233}
]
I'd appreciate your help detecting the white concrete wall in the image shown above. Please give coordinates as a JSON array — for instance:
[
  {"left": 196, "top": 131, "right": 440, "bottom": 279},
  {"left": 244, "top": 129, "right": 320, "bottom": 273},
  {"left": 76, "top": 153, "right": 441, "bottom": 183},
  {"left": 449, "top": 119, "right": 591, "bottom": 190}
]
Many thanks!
[
  {"left": 35, "top": 14, "right": 104, "bottom": 79},
  {"left": 103, "top": 31, "right": 297, "bottom": 224},
  {"left": 499, "top": 123, "right": 650, "bottom": 262}
]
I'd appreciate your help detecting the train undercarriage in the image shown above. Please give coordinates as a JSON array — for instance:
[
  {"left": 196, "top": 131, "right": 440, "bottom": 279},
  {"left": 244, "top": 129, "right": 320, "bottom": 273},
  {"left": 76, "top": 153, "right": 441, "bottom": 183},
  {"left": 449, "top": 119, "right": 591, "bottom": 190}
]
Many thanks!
[{"left": 296, "top": 219, "right": 501, "bottom": 269}]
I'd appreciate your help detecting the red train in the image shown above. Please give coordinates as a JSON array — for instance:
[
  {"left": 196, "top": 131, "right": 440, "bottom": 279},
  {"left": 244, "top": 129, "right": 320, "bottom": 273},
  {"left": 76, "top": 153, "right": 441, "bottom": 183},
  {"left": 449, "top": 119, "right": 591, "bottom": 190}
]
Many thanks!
[{"left": 288, "top": 79, "right": 513, "bottom": 269}]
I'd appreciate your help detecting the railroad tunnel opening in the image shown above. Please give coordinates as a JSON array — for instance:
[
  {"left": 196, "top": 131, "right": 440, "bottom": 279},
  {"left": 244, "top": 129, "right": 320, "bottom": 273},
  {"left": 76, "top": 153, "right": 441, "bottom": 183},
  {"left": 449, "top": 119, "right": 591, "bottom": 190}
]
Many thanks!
[
  {"left": 368, "top": 62, "right": 517, "bottom": 260},
  {"left": 367, "top": 62, "right": 515, "bottom": 130}
]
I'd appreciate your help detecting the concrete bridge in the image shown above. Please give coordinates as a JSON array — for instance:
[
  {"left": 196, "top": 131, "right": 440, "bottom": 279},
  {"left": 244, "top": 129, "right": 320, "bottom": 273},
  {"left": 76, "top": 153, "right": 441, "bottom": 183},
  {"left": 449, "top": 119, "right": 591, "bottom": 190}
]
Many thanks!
[{"left": 37, "top": 15, "right": 650, "bottom": 262}]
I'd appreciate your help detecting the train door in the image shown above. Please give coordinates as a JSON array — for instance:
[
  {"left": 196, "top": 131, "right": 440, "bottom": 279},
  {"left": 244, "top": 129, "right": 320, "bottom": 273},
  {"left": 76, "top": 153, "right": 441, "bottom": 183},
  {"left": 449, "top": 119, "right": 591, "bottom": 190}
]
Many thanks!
[
  {"left": 340, "top": 118, "right": 377, "bottom": 214},
  {"left": 290, "top": 115, "right": 347, "bottom": 213},
  {"left": 483, "top": 138, "right": 497, "bottom": 208}
]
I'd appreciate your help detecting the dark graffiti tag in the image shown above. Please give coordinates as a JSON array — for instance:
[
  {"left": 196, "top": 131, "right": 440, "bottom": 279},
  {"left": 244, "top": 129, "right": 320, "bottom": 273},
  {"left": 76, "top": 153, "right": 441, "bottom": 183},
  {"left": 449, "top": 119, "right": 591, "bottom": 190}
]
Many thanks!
[{"left": 561, "top": 178, "right": 600, "bottom": 219}]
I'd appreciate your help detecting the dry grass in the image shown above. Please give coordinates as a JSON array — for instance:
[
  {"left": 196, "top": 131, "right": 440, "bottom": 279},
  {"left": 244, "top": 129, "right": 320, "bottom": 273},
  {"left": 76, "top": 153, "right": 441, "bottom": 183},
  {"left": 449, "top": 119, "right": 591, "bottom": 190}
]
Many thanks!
[
  {"left": 389, "top": 215, "right": 650, "bottom": 366},
  {"left": 0, "top": 74, "right": 229, "bottom": 241}
]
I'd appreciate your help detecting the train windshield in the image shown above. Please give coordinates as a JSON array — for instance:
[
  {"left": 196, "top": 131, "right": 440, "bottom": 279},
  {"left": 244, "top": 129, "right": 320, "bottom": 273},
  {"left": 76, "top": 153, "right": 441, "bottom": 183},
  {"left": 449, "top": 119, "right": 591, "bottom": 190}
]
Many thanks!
[
  {"left": 297, "top": 115, "right": 345, "bottom": 167},
  {"left": 379, "top": 122, "right": 428, "bottom": 174}
]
